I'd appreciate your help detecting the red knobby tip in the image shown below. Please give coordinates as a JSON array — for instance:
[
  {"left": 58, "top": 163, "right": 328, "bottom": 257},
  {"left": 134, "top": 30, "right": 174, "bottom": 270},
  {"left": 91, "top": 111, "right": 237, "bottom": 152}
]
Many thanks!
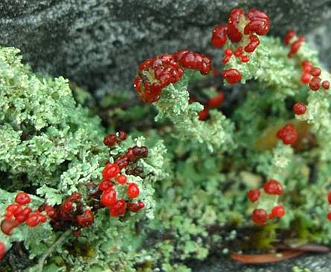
[
  {"left": 247, "top": 189, "right": 261, "bottom": 202},
  {"left": 222, "top": 68, "right": 242, "bottom": 84},
  {"left": 284, "top": 30, "right": 296, "bottom": 45},
  {"left": 276, "top": 123, "right": 298, "bottom": 145},
  {"left": 293, "top": 102, "right": 307, "bottom": 115},
  {"left": 252, "top": 209, "right": 268, "bottom": 225},
  {"left": 264, "top": 180, "right": 283, "bottom": 195},
  {"left": 211, "top": 24, "right": 228, "bottom": 48}
]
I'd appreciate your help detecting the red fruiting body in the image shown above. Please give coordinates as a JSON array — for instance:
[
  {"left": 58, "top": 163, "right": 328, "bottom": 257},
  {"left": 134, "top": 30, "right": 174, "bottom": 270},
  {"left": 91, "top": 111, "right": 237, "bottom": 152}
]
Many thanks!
[
  {"left": 271, "top": 205, "right": 285, "bottom": 218},
  {"left": 264, "top": 180, "right": 283, "bottom": 195},
  {"left": 241, "top": 55, "right": 250, "bottom": 63},
  {"left": 244, "top": 35, "right": 260, "bottom": 53},
  {"left": 0, "top": 242, "right": 5, "bottom": 261},
  {"left": 198, "top": 107, "right": 209, "bottom": 121},
  {"left": 293, "top": 102, "right": 307, "bottom": 115},
  {"left": 100, "top": 189, "right": 117, "bottom": 207},
  {"left": 244, "top": 9, "right": 270, "bottom": 36},
  {"left": 176, "top": 51, "right": 196, "bottom": 68},
  {"left": 5, "top": 203, "right": 22, "bottom": 219},
  {"left": 15, "top": 192, "right": 31, "bottom": 205},
  {"left": 276, "top": 123, "right": 298, "bottom": 145},
  {"left": 103, "top": 134, "right": 117, "bottom": 147},
  {"left": 328, "top": 212, "right": 331, "bottom": 222},
  {"left": 109, "top": 200, "right": 127, "bottom": 217},
  {"left": 234, "top": 46, "right": 243, "bottom": 57},
  {"left": 45, "top": 205, "right": 56, "bottom": 219},
  {"left": 128, "top": 201, "right": 145, "bottom": 212},
  {"left": 227, "top": 9, "right": 245, "bottom": 43},
  {"left": 76, "top": 210, "right": 94, "bottom": 228},
  {"left": 310, "top": 67, "right": 321, "bottom": 77},
  {"left": 26, "top": 211, "right": 43, "bottom": 227},
  {"left": 118, "top": 131, "right": 127, "bottom": 141},
  {"left": 99, "top": 179, "right": 114, "bottom": 192},
  {"left": 302, "top": 61, "right": 312, "bottom": 72},
  {"left": 222, "top": 68, "right": 242, "bottom": 84},
  {"left": 69, "top": 193, "right": 82, "bottom": 202},
  {"left": 247, "top": 189, "right": 261, "bottom": 202},
  {"left": 172, "top": 49, "right": 189, "bottom": 61},
  {"left": 301, "top": 73, "right": 311, "bottom": 84},
  {"left": 126, "top": 148, "right": 135, "bottom": 161},
  {"left": 116, "top": 174, "right": 127, "bottom": 185},
  {"left": 115, "top": 155, "right": 129, "bottom": 170},
  {"left": 288, "top": 36, "right": 305, "bottom": 58},
  {"left": 211, "top": 24, "right": 228, "bottom": 48},
  {"left": 61, "top": 201, "right": 73, "bottom": 213},
  {"left": 134, "top": 54, "right": 184, "bottom": 103},
  {"left": 102, "top": 163, "right": 120, "bottom": 180},
  {"left": 309, "top": 77, "right": 321, "bottom": 91},
  {"left": 1, "top": 218, "right": 20, "bottom": 235},
  {"left": 222, "top": 55, "right": 231, "bottom": 64},
  {"left": 284, "top": 30, "right": 296, "bottom": 45},
  {"left": 328, "top": 192, "right": 331, "bottom": 204},
  {"left": 224, "top": 49, "right": 233, "bottom": 56},
  {"left": 252, "top": 209, "right": 268, "bottom": 225},
  {"left": 207, "top": 91, "right": 224, "bottom": 108},
  {"left": 322, "top": 81, "right": 330, "bottom": 90},
  {"left": 38, "top": 214, "right": 47, "bottom": 223},
  {"left": 127, "top": 183, "right": 140, "bottom": 199},
  {"left": 132, "top": 146, "right": 148, "bottom": 158},
  {"left": 15, "top": 207, "right": 32, "bottom": 223},
  {"left": 174, "top": 50, "right": 212, "bottom": 75}
]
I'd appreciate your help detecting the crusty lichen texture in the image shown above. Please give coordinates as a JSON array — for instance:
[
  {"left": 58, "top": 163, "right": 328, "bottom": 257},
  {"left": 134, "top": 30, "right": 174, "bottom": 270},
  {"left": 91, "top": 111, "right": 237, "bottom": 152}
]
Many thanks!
[
  {"left": 0, "top": 47, "right": 166, "bottom": 271},
  {"left": 1, "top": 8, "right": 331, "bottom": 272}
]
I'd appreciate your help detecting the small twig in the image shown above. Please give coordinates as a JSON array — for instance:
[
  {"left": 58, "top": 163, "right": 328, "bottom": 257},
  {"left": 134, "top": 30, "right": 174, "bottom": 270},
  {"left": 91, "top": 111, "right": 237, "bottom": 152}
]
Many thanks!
[{"left": 38, "top": 229, "right": 71, "bottom": 272}]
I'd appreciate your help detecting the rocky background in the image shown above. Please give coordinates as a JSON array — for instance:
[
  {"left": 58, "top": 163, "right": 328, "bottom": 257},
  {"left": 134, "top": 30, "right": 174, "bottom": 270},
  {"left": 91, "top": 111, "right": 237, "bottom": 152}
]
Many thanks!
[
  {"left": 0, "top": 0, "right": 330, "bottom": 97},
  {"left": 1, "top": 1, "right": 331, "bottom": 271}
]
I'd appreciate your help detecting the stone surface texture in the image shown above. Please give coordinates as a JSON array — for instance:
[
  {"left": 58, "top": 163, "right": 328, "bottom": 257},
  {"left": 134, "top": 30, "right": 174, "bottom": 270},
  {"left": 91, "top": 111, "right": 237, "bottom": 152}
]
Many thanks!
[
  {"left": 1, "top": 1, "right": 331, "bottom": 271},
  {"left": 0, "top": 0, "right": 330, "bottom": 95}
]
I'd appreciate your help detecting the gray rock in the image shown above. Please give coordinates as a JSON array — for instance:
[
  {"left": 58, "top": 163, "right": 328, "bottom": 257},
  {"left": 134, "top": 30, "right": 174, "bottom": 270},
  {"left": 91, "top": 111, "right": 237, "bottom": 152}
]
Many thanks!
[{"left": 0, "top": 0, "right": 330, "bottom": 95}]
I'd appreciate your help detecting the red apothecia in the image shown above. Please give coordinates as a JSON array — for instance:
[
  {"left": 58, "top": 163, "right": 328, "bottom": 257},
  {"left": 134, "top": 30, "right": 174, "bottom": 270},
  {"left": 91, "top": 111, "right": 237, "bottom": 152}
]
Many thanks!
[
  {"left": 252, "top": 209, "right": 268, "bottom": 225},
  {"left": 247, "top": 189, "right": 261, "bottom": 202},
  {"left": 293, "top": 102, "right": 307, "bottom": 115},
  {"left": 277, "top": 123, "right": 298, "bottom": 145},
  {"left": 264, "top": 180, "right": 283, "bottom": 195}
]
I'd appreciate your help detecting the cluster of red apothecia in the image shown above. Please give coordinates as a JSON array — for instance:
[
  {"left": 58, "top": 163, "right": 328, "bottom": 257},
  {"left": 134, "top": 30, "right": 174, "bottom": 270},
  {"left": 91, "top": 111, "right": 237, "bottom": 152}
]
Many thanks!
[
  {"left": 284, "top": 30, "right": 305, "bottom": 59},
  {"left": 247, "top": 179, "right": 285, "bottom": 225},
  {"left": 134, "top": 50, "right": 212, "bottom": 103},
  {"left": 276, "top": 123, "right": 298, "bottom": 145},
  {"left": 0, "top": 191, "right": 96, "bottom": 261},
  {"left": 0, "top": 131, "right": 148, "bottom": 260},
  {"left": 247, "top": 122, "right": 297, "bottom": 225},
  {"left": 211, "top": 8, "right": 270, "bottom": 84},
  {"left": 1, "top": 192, "right": 47, "bottom": 236},
  {"left": 283, "top": 30, "right": 330, "bottom": 118},
  {"left": 300, "top": 60, "right": 330, "bottom": 92},
  {"left": 86, "top": 131, "right": 148, "bottom": 218},
  {"left": 189, "top": 90, "right": 225, "bottom": 121}
]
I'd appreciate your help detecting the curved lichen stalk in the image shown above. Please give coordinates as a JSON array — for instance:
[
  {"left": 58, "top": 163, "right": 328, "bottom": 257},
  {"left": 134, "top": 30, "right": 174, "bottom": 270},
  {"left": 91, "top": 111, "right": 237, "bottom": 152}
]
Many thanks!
[{"left": 154, "top": 74, "right": 235, "bottom": 152}]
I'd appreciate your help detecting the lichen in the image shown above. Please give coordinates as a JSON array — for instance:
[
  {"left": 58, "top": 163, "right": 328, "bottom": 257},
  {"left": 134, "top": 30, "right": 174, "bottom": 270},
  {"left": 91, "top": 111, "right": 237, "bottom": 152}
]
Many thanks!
[{"left": 1, "top": 8, "right": 331, "bottom": 272}]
